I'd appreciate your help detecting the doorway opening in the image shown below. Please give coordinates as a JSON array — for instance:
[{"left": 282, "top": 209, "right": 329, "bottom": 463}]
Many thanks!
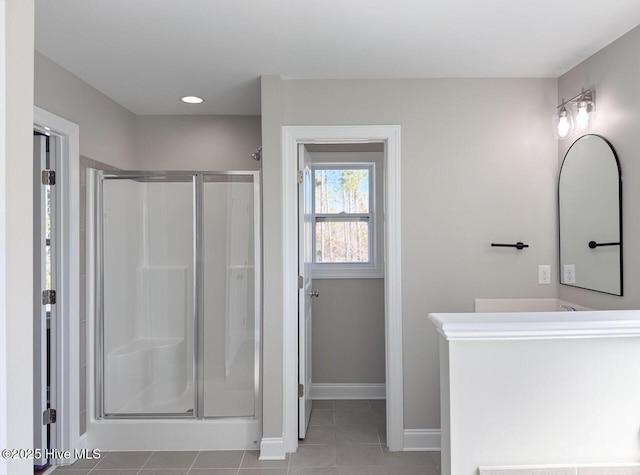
[
  {"left": 297, "top": 143, "right": 386, "bottom": 443},
  {"left": 278, "top": 125, "right": 403, "bottom": 457}
]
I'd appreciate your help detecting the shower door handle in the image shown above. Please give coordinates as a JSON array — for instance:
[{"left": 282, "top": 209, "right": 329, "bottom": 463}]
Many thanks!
[{"left": 309, "top": 291, "right": 320, "bottom": 298}]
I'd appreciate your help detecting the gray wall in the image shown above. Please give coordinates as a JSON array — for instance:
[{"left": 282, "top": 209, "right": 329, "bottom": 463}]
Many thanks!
[
  {"left": 34, "top": 51, "right": 137, "bottom": 169},
  {"left": 34, "top": 53, "right": 262, "bottom": 173},
  {"left": 134, "top": 115, "right": 261, "bottom": 170},
  {"left": 260, "top": 75, "right": 285, "bottom": 441},
  {"left": 261, "top": 76, "right": 559, "bottom": 435},
  {"left": 558, "top": 24, "right": 640, "bottom": 309},
  {"left": 312, "top": 279, "right": 385, "bottom": 384}
]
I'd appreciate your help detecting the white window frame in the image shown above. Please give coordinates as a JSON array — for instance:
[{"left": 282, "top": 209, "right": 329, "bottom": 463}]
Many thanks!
[{"left": 310, "top": 152, "right": 384, "bottom": 279}]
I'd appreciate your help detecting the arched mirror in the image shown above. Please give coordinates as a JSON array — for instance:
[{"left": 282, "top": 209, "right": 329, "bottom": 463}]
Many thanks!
[{"left": 559, "top": 134, "right": 622, "bottom": 295}]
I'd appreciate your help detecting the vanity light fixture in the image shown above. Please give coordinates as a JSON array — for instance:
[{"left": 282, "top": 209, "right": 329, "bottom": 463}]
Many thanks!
[
  {"left": 553, "top": 89, "right": 595, "bottom": 139},
  {"left": 181, "top": 95, "right": 204, "bottom": 104}
]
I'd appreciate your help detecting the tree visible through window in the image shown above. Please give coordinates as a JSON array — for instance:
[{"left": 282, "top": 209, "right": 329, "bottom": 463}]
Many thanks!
[{"left": 313, "top": 166, "right": 372, "bottom": 264}]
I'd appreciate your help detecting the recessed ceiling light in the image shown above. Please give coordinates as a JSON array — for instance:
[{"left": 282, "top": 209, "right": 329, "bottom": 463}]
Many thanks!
[{"left": 181, "top": 95, "right": 204, "bottom": 104}]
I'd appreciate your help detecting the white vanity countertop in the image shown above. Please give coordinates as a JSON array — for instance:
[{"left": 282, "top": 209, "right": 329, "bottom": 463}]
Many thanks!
[{"left": 428, "top": 310, "right": 640, "bottom": 341}]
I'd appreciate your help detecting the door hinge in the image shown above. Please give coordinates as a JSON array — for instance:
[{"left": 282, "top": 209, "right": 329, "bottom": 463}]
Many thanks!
[
  {"left": 298, "top": 275, "right": 303, "bottom": 289},
  {"left": 297, "top": 170, "right": 303, "bottom": 184},
  {"left": 43, "top": 408, "right": 57, "bottom": 425},
  {"left": 298, "top": 384, "right": 304, "bottom": 397},
  {"left": 42, "top": 170, "right": 56, "bottom": 185},
  {"left": 42, "top": 289, "right": 56, "bottom": 305}
]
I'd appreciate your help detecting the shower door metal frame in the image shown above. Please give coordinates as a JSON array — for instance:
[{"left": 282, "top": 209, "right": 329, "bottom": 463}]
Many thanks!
[{"left": 94, "top": 170, "right": 261, "bottom": 421}]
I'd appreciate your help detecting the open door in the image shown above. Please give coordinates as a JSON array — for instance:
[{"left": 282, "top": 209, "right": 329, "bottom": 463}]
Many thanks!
[
  {"left": 33, "top": 133, "right": 57, "bottom": 468},
  {"left": 298, "top": 144, "right": 314, "bottom": 438}
]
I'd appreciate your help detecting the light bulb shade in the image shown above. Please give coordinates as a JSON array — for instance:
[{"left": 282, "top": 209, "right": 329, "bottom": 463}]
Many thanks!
[
  {"left": 573, "top": 99, "right": 595, "bottom": 131},
  {"left": 552, "top": 106, "right": 573, "bottom": 139}
]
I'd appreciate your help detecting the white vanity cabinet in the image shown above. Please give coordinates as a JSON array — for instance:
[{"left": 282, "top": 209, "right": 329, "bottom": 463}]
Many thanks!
[{"left": 429, "top": 310, "right": 640, "bottom": 475}]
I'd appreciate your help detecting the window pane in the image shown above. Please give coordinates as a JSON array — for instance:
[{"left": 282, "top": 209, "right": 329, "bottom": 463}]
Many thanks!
[
  {"left": 316, "top": 221, "right": 370, "bottom": 263},
  {"left": 314, "top": 169, "right": 370, "bottom": 214}
]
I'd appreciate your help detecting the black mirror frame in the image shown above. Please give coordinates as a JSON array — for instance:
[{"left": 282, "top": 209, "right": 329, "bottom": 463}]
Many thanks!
[{"left": 558, "top": 134, "right": 623, "bottom": 296}]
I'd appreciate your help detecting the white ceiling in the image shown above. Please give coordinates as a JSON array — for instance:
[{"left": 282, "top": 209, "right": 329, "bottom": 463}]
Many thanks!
[{"left": 35, "top": 0, "right": 640, "bottom": 116}]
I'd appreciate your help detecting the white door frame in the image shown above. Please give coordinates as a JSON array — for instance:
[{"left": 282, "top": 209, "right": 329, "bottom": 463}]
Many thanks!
[
  {"left": 281, "top": 125, "right": 404, "bottom": 453},
  {"left": 33, "top": 106, "right": 82, "bottom": 461}
]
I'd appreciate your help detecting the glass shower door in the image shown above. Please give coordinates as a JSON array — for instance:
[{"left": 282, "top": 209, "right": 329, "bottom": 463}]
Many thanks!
[
  {"left": 201, "top": 173, "right": 260, "bottom": 417},
  {"left": 96, "top": 170, "right": 260, "bottom": 419},
  {"left": 100, "top": 173, "right": 196, "bottom": 417}
]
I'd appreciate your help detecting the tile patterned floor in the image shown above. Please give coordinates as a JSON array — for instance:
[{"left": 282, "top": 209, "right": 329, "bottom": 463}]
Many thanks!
[{"left": 53, "top": 400, "right": 440, "bottom": 475}]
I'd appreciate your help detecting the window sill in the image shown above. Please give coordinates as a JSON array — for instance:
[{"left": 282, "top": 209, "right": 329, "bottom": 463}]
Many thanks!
[{"left": 312, "top": 268, "right": 384, "bottom": 279}]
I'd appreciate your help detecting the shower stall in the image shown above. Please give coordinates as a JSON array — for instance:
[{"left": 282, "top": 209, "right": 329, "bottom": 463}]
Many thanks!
[{"left": 87, "top": 170, "right": 261, "bottom": 449}]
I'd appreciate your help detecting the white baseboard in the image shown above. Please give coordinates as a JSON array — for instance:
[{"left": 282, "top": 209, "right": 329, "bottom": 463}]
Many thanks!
[
  {"left": 311, "top": 383, "right": 386, "bottom": 400},
  {"left": 55, "top": 433, "right": 87, "bottom": 468},
  {"left": 259, "top": 437, "right": 286, "bottom": 460},
  {"left": 403, "top": 429, "right": 441, "bottom": 451},
  {"left": 78, "top": 432, "right": 88, "bottom": 450}
]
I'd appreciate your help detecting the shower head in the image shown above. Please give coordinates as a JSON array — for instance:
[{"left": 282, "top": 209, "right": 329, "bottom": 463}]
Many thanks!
[{"left": 251, "top": 147, "right": 262, "bottom": 161}]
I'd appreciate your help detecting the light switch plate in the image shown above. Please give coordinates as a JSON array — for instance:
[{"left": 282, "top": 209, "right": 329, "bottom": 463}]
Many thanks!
[{"left": 538, "top": 265, "right": 551, "bottom": 284}]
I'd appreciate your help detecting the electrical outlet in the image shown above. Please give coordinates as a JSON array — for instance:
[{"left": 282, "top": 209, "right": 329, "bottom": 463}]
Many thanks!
[
  {"left": 563, "top": 264, "right": 576, "bottom": 284},
  {"left": 538, "top": 265, "right": 551, "bottom": 284}
]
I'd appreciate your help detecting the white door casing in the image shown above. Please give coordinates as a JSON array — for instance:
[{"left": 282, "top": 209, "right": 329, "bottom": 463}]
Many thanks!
[
  {"left": 298, "top": 145, "right": 313, "bottom": 438},
  {"left": 33, "top": 107, "right": 82, "bottom": 461}
]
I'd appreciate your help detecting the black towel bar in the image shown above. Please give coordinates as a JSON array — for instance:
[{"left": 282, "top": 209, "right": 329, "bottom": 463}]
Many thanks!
[
  {"left": 588, "top": 241, "right": 620, "bottom": 249},
  {"left": 491, "top": 242, "right": 529, "bottom": 250}
]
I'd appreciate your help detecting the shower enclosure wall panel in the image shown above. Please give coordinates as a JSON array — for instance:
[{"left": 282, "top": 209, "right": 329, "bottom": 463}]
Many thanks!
[{"left": 87, "top": 170, "right": 261, "bottom": 450}]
